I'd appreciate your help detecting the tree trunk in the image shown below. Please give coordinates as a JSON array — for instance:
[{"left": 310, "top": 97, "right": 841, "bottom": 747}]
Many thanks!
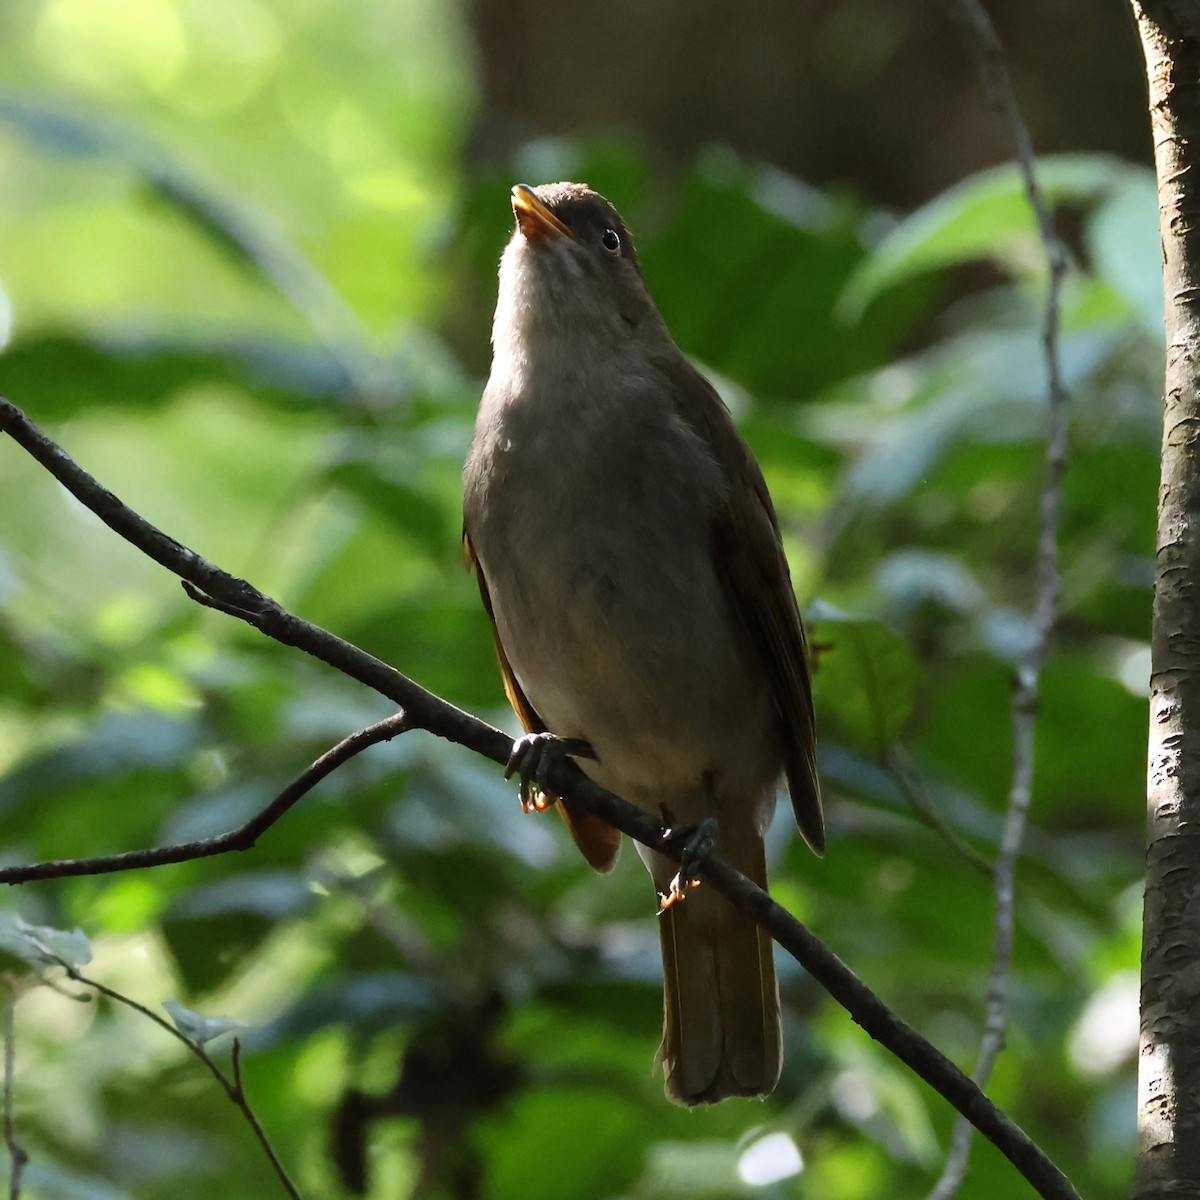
[{"left": 1131, "top": 4, "right": 1200, "bottom": 1196}]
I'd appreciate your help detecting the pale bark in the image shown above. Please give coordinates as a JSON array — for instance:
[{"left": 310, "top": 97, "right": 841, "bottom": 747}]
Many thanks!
[{"left": 1132, "top": 4, "right": 1200, "bottom": 1196}]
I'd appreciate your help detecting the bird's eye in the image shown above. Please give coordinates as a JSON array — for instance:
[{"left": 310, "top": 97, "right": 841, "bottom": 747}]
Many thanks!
[{"left": 601, "top": 227, "right": 621, "bottom": 255}]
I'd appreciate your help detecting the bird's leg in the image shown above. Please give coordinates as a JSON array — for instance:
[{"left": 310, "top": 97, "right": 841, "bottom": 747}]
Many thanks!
[
  {"left": 657, "top": 809, "right": 719, "bottom": 913},
  {"left": 505, "top": 733, "right": 596, "bottom": 813}
]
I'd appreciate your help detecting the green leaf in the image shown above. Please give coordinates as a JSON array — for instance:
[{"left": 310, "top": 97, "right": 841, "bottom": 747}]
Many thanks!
[
  {"left": 1087, "top": 168, "right": 1163, "bottom": 339},
  {"left": 641, "top": 1140, "right": 746, "bottom": 1196},
  {"left": 832, "top": 1058, "right": 940, "bottom": 1165},
  {"left": 0, "top": 331, "right": 365, "bottom": 420},
  {"left": 482, "top": 1087, "right": 646, "bottom": 1200},
  {"left": 21, "top": 1160, "right": 133, "bottom": 1200},
  {"left": 258, "top": 972, "right": 436, "bottom": 1045},
  {"left": 0, "top": 912, "right": 92, "bottom": 968},
  {"left": 648, "top": 151, "right": 912, "bottom": 394},
  {"left": 0, "top": 91, "right": 372, "bottom": 369},
  {"left": 839, "top": 153, "right": 1125, "bottom": 318},
  {"left": 162, "top": 1000, "right": 247, "bottom": 1045},
  {"left": 161, "top": 870, "right": 316, "bottom": 993},
  {"left": 326, "top": 459, "right": 449, "bottom": 561},
  {"left": 809, "top": 611, "right": 918, "bottom": 754},
  {"left": 0, "top": 275, "right": 11, "bottom": 351}
]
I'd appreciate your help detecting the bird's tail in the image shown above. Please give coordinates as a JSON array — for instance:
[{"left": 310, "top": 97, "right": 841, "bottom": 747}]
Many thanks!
[{"left": 654, "top": 824, "right": 781, "bottom": 1105}]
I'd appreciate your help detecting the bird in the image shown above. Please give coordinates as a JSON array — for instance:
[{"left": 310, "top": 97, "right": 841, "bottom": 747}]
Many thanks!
[{"left": 462, "top": 181, "right": 822, "bottom": 1105}]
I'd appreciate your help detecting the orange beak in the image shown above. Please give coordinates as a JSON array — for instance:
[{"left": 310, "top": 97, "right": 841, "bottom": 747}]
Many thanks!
[{"left": 511, "top": 185, "right": 574, "bottom": 242}]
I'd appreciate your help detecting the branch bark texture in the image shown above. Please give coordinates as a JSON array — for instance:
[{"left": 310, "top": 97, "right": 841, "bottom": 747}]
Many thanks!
[{"left": 1132, "top": 3, "right": 1200, "bottom": 1196}]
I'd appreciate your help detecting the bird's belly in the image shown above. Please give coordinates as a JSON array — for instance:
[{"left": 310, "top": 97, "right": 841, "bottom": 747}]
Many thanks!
[{"left": 481, "top": 490, "right": 781, "bottom": 822}]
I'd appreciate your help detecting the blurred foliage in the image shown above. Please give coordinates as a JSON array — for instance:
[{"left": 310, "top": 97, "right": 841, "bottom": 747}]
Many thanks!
[{"left": 0, "top": 2, "right": 1154, "bottom": 1198}]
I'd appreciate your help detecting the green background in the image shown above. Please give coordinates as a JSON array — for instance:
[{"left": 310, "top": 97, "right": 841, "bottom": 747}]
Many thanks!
[{"left": 0, "top": 2, "right": 1155, "bottom": 1197}]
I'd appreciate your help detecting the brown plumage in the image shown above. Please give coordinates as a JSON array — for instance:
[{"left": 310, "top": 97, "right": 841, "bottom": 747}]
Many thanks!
[
  {"left": 464, "top": 529, "right": 622, "bottom": 872},
  {"left": 463, "top": 182, "right": 821, "bottom": 1104}
]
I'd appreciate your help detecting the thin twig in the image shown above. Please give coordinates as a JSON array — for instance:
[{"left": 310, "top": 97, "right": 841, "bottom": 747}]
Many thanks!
[
  {"left": 64, "top": 965, "right": 301, "bottom": 1200},
  {"left": 930, "top": 3, "right": 1070, "bottom": 1197},
  {"left": 2, "top": 989, "right": 27, "bottom": 1200},
  {"left": 0, "top": 397, "right": 1080, "bottom": 1200},
  {"left": 0, "top": 711, "right": 408, "bottom": 883}
]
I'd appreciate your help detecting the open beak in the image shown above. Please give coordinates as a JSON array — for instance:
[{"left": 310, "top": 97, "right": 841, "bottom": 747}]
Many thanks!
[{"left": 511, "top": 184, "right": 574, "bottom": 242}]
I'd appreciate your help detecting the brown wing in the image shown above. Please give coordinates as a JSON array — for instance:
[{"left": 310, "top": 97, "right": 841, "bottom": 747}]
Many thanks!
[
  {"left": 670, "top": 365, "right": 824, "bottom": 854},
  {"left": 463, "top": 529, "right": 622, "bottom": 872}
]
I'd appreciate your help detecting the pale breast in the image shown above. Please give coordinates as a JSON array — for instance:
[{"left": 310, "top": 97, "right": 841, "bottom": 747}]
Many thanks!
[{"left": 464, "top": 363, "right": 782, "bottom": 818}]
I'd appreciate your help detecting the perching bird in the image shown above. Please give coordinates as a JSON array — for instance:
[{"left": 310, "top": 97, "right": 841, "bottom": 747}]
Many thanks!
[{"left": 462, "top": 182, "right": 822, "bottom": 1105}]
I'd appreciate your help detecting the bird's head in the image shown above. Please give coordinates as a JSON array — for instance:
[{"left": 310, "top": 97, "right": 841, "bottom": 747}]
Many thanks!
[{"left": 493, "top": 182, "right": 665, "bottom": 352}]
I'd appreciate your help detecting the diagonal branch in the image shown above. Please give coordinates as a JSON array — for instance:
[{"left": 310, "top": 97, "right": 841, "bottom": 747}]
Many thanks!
[
  {"left": 0, "top": 396, "right": 1079, "bottom": 1200},
  {"left": 0, "top": 712, "right": 409, "bottom": 884},
  {"left": 930, "top": 3, "right": 1070, "bottom": 1197}
]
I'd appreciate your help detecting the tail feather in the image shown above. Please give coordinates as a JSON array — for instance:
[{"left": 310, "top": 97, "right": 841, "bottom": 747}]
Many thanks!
[
  {"left": 655, "top": 827, "right": 781, "bottom": 1105},
  {"left": 659, "top": 897, "right": 723, "bottom": 1097}
]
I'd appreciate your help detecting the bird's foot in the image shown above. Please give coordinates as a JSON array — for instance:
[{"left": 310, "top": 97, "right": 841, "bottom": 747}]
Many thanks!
[
  {"left": 657, "top": 815, "right": 719, "bottom": 913},
  {"left": 505, "top": 733, "right": 595, "bottom": 813}
]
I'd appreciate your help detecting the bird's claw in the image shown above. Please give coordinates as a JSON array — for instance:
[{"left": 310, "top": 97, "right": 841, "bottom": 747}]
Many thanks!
[
  {"left": 657, "top": 816, "right": 718, "bottom": 913},
  {"left": 657, "top": 872, "right": 701, "bottom": 913},
  {"left": 505, "top": 733, "right": 595, "bottom": 813}
]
